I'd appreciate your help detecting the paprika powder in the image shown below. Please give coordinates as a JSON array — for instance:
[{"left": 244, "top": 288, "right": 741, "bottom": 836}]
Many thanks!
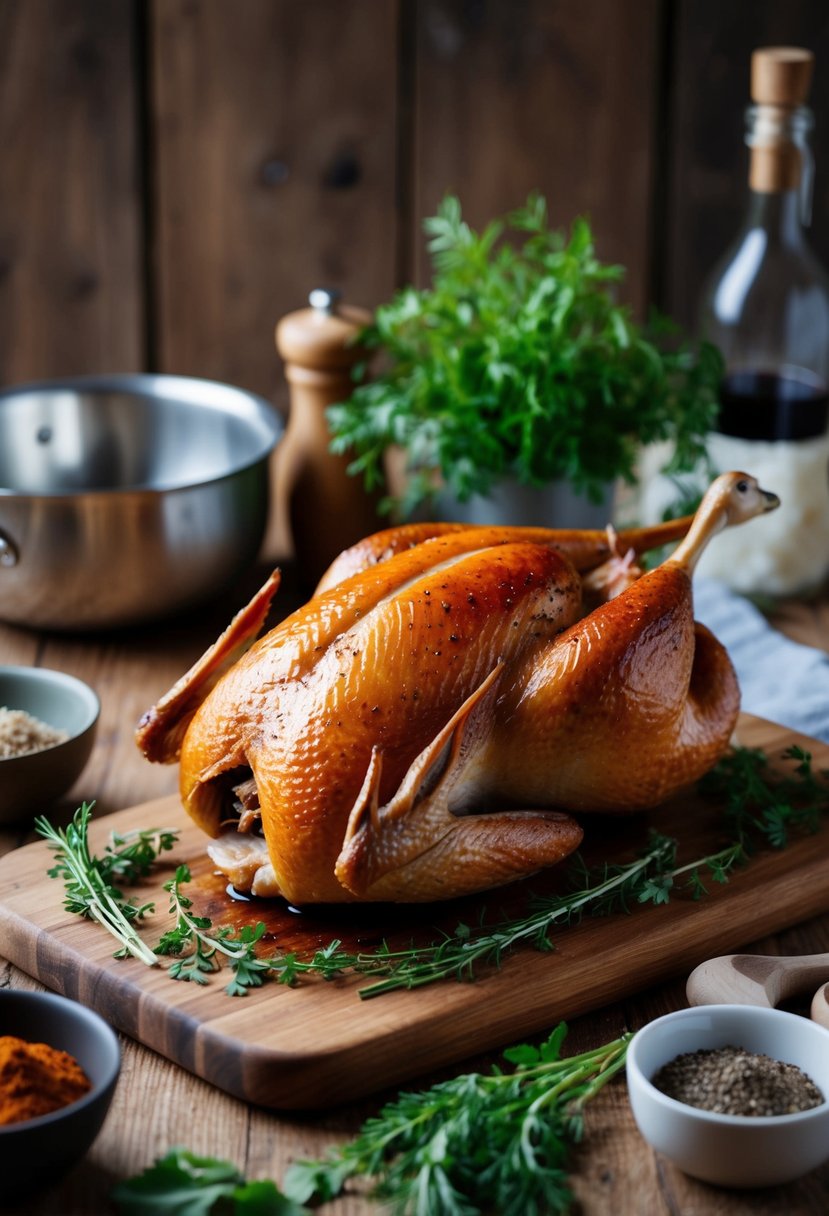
[{"left": 0, "top": 1034, "right": 91, "bottom": 1125}]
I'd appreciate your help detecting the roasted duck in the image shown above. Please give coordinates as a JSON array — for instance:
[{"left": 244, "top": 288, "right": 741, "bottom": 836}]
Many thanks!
[{"left": 137, "top": 472, "right": 778, "bottom": 904}]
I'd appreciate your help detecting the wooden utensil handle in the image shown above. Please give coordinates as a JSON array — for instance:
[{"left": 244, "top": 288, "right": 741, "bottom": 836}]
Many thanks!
[{"left": 687, "top": 951, "right": 829, "bottom": 1009}]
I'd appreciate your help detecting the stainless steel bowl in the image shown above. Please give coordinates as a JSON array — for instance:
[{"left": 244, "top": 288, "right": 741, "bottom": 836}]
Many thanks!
[{"left": 0, "top": 374, "right": 283, "bottom": 630}]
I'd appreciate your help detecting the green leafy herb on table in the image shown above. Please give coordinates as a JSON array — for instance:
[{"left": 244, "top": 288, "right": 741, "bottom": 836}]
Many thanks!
[
  {"left": 111, "top": 1147, "right": 306, "bottom": 1216},
  {"left": 285, "top": 1023, "right": 629, "bottom": 1216},
  {"left": 327, "top": 193, "right": 723, "bottom": 517},
  {"left": 699, "top": 743, "right": 828, "bottom": 848},
  {"left": 35, "top": 803, "right": 179, "bottom": 967},
  {"left": 113, "top": 1024, "right": 630, "bottom": 1216}
]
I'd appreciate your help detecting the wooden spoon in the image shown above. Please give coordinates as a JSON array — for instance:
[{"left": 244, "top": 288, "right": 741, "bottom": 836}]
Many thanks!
[{"left": 686, "top": 952, "right": 829, "bottom": 1012}]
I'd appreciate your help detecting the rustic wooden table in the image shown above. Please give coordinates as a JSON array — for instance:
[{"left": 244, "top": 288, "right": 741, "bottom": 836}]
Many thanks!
[{"left": 2, "top": 571, "right": 829, "bottom": 1216}]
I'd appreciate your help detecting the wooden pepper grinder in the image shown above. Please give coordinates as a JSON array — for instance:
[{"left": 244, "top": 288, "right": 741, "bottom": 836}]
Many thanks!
[{"left": 275, "top": 288, "right": 379, "bottom": 590}]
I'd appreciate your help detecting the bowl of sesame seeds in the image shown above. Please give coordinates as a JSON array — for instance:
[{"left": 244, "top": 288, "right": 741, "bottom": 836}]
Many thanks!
[
  {"left": 0, "top": 666, "right": 99, "bottom": 823},
  {"left": 626, "top": 1004, "right": 829, "bottom": 1188}
]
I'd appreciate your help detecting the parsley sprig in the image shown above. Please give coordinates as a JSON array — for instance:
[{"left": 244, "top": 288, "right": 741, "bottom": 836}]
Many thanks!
[
  {"left": 288, "top": 1022, "right": 628, "bottom": 1215},
  {"left": 113, "top": 1024, "right": 629, "bottom": 1216},
  {"left": 35, "top": 803, "right": 178, "bottom": 967},
  {"left": 698, "top": 743, "right": 828, "bottom": 848},
  {"left": 327, "top": 193, "right": 722, "bottom": 516},
  {"left": 112, "top": 1147, "right": 305, "bottom": 1215}
]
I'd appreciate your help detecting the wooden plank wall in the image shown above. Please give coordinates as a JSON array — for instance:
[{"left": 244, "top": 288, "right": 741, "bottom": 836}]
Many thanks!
[
  {"left": 1, "top": 0, "right": 828, "bottom": 410},
  {"left": 666, "top": 0, "right": 829, "bottom": 326}
]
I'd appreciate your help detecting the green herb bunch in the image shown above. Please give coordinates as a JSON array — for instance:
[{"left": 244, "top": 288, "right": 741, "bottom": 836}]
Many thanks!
[
  {"left": 35, "top": 803, "right": 178, "bottom": 967},
  {"left": 328, "top": 193, "right": 722, "bottom": 516},
  {"left": 113, "top": 1024, "right": 629, "bottom": 1216},
  {"left": 284, "top": 1023, "right": 628, "bottom": 1216}
]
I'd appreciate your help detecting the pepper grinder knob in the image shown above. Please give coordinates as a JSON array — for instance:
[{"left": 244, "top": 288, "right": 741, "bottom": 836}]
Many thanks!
[
  {"left": 274, "top": 288, "right": 379, "bottom": 589},
  {"left": 308, "top": 286, "right": 342, "bottom": 314}
]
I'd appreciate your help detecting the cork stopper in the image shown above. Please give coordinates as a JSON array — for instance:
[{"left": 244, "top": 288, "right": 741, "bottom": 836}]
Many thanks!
[
  {"left": 751, "top": 47, "right": 814, "bottom": 107},
  {"left": 748, "top": 46, "right": 814, "bottom": 193}
]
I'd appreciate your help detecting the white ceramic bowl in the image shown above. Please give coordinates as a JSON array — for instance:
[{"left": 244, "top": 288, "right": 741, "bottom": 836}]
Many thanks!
[{"left": 627, "top": 1005, "right": 829, "bottom": 1188}]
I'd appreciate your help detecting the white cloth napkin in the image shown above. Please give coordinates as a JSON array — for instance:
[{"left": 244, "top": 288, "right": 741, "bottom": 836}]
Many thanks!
[{"left": 693, "top": 577, "right": 829, "bottom": 744}]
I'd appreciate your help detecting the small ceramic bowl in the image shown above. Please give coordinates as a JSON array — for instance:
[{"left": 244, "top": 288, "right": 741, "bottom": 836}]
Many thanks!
[
  {"left": 627, "top": 1005, "right": 829, "bottom": 1188},
  {"left": 0, "top": 666, "right": 99, "bottom": 823},
  {"left": 0, "top": 989, "right": 121, "bottom": 1198}
]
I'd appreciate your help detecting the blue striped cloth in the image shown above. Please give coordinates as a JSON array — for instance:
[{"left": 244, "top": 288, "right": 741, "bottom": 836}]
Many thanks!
[{"left": 694, "top": 578, "right": 829, "bottom": 744}]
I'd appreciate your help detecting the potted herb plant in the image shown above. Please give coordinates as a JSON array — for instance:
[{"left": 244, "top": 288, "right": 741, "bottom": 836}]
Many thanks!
[{"left": 327, "top": 194, "right": 722, "bottom": 524}]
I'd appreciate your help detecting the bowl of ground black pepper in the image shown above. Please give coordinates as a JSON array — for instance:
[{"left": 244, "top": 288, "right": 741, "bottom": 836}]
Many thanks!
[
  {"left": 0, "top": 666, "right": 99, "bottom": 823},
  {"left": 627, "top": 1005, "right": 829, "bottom": 1187},
  {"left": 0, "top": 988, "right": 120, "bottom": 1198}
]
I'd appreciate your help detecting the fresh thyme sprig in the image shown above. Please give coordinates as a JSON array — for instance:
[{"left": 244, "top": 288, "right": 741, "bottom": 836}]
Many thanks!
[
  {"left": 354, "top": 833, "right": 747, "bottom": 999},
  {"left": 156, "top": 864, "right": 276, "bottom": 993},
  {"left": 356, "top": 832, "right": 680, "bottom": 997},
  {"left": 37, "top": 744, "right": 829, "bottom": 998},
  {"left": 148, "top": 832, "right": 744, "bottom": 999},
  {"left": 35, "top": 802, "right": 179, "bottom": 966},
  {"left": 283, "top": 1022, "right": 630, "bottom": 1216}
]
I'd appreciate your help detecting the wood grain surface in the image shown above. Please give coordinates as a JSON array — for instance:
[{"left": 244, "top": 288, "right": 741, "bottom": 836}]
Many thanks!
[
  {"left": 411, "top": 0, "right": 661, "bottom": 313},
  {"left": 7, "top": 2, "right": 829, "bottom": 402},
  {"left": 2, "top": 714, "right": 827, "bottom": 1112},
  {"left": 149, "top": 0, "right": 400, "bottom": 407},
  {"left": 0, "top": 0, "right": 144, "bottom": 380}
]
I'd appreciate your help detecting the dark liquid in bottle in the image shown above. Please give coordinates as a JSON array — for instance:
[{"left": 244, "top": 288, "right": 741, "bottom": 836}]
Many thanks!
[{"left": 717, "top": 369, "right": 829, "bottom": 441}]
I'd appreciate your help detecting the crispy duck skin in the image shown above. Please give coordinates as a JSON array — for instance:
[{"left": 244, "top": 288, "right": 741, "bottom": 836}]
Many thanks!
[
  {"left": 136, "top": 518, "right": 673, "bottom": 770},
  {"left": 464, "top": 475, "right": 779, "bottom": 815},
  {"left": 314, "top": 514, "right": 697, "bottom": 594},
  {"left": 137, "top": 472, "right": 779, "bottom": 905},
  {"left": 178, "top": 542, "right": 586, "bottom": 903}
]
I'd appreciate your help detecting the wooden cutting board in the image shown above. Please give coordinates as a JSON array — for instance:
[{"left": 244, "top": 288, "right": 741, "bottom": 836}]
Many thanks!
[{"left": 2, "top": 714, "right": 829, "bottom": 1111}]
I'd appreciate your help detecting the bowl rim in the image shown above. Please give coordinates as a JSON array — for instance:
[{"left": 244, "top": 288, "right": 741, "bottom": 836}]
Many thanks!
[
  {"left": 0, "top": 989, "right": 121, "bottom": 1134},
  {"left": 0, "top": 665, "right": 100, "bottom": 759},
  {"left": 627, "top": 1004, "right": 829, "bottom": 1127},
  {"left": 0, "top": 372, "right": 283, "bottom": 497}
]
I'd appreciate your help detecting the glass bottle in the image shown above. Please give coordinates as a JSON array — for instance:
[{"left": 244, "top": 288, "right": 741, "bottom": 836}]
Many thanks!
[{"left": 695, "top": 46, "right": 829, "bottom": 597}]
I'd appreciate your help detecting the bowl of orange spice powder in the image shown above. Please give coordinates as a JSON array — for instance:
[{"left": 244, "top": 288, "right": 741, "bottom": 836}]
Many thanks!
[{"left": 0, "top": 989, "right": 120, "bottom": 1198}]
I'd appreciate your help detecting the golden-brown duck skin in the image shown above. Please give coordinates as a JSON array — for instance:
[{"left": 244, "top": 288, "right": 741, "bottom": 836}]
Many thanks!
[
  {"left": 138, "top": 471, "right": 779, "bottom": 904},
  {"left": 180, "top": 542, "right": 585, "bottom": 903}
]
